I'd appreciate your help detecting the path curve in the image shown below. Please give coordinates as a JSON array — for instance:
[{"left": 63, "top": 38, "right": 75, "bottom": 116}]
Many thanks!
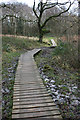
[{"left": 51, "top": 39, "right": 57, "bottom": 47}]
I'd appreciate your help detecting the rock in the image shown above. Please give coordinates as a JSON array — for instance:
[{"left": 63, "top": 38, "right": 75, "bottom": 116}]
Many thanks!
[
  {"left": 57, "top": 94, "right": 60, "bottom": 99},
  {"left": 69, "top": 106, "right": 75, "bottom": 110},
  {"left": 43, "top": 75, "right": 46, "bottom": 79},
  {"left": 71, "top": 95, "right": 77, "bottom": 100},
  {"left": 8, "top": 67, "right": 13, "bottom": 70},
  {"left": 78, "top": 97, "right": 80, "bottom": 101},
  {"left": 62, "top": 85, "right": 68, "bottom": 87},
  {"left": 2, "top": 101, "right": 5, "bottom": 106},
  {"left": 53, "top": 91, "right": 59, "bottom": 96},
  {"left": 46, "top": 85, "right": 49, "bottom": 88},
  {"left": 9, "top": 77, "right": 13, "bottom": 81},
  {"left": 48, "top": 89, "right": 51, "bottom": 93},
  {"left": 41, "top": 72, "right": 44, "bottom": 75},
  {"left": 51, "top": 88, "right": 56, "bottom": 92},
  {"left": 45, "top": 78, "right": 49, "bottom": 82},
  {"left": 58, "top": 85, "right": 62, "bottom": 88},
  {"left": 73, "top": 86, "right": 77, "bottom": 89},
  {"left": 1, "top": 89, "right": 5, "bottom": 94},
  {"left": 50, "top": 80, "right": 55, "bottom": 83},
  {"left": 60, "top": 94, "right": 66, "bottom": 98},
  {"left": 59, "top": 98, "right": 65, "bottom": 104},
  {"left": 8, "top": 73, "right": 13, "bottom": 77},
  {"left": 48, "top": 92, "right": 52, "bottom": 95},
  {"left": 5, "top": 88, "right": 10, "bottom": 93},
  {"left": 53, "top": 98, "right": 58, "bottom": 102},
  {"left": 72, "top": 100, "right": 79, "bottom": 106},
  {"left": 71, "top": 86, "right": 78, "bottom": 93},
  {"left": 65, "top": 95, "right": 70, "bottom": 99},
  {"left": 50, "top": 84, "right": 56, "bottom": 88}
]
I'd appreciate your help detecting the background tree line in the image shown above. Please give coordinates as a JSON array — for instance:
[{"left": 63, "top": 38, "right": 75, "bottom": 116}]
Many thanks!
[{"left": 1, "top": 1, "right": 78, "bottom": 42}]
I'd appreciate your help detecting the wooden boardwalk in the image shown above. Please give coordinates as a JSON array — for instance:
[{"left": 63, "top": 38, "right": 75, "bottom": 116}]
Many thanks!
[{"left": 12, "top": 49, "right": 62, "bottom": 119}]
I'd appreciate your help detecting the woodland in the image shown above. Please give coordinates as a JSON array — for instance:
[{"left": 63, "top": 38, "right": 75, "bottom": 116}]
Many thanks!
[{"left": 1, "top": 0, "right": 80, "bottom": 119}]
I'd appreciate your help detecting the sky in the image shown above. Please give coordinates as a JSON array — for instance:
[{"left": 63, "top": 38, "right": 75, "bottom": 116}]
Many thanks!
[
  {"left": 0, "top": 0, "right": 36, "bottom": 6},
  {"left": 0, "top": 0, "right": 77, "bottom": 7},
  {"left": 0, "top": 0, "right": 78, "bottom": 13}
]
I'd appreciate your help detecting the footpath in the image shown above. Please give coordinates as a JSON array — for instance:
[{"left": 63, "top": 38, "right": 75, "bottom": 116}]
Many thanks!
[{"left": 12, "top": 43, "right": 62, "bottom": 119}]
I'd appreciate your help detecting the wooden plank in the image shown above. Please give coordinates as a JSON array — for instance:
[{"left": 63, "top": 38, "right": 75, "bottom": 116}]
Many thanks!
[
  {"left": 13, "top": 96, "right": 53, "bottom": 103},
  {"left": 13, "top": 93, "right": 50, "bottom": 99},
  {"left": 13, "top": 99, "right": 54, "bottom": 106},
  {"left": 13, "top": 89, "right": 47, "bottom": 94},
  {"left": 12, "top": 110, "right": 61, "bottom": 119},
  {"left": 13, "top": 91, "right": 49, "bottom": 96},
  {"left": 12, "top": 106, "right": 59, "bottom": 114},
  {"left": 13, "top": 103, "right": 56, "bottom": 109}
]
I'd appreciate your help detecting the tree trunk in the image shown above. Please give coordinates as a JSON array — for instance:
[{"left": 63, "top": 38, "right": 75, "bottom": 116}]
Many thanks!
[
  {"left": 38, "top": 22, "right": 43, "bottom": 43},
  {"left": 39, "top": 32, "right": 43, "bottom": 43}
]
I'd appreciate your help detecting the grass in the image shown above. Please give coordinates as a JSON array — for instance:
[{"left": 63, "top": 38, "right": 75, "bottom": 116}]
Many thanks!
[
  {"left": 3, "top": 36, "right": 49, "bottom": 51},
  {"left": 43, "top": 36, "right": 57, "bottom": 45},
  {"left": 2, "top": 35, "right": 50, "bottom": 119}
]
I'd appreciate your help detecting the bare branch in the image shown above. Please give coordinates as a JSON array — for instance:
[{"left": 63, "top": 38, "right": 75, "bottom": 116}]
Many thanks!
[
  {"left": 41, "top": 1, "right": 72, "bottom": 28},
  {"left": 33, "top": 0, "right": 39, "bottom": 18},
  {"left": 0, "top": 3, "right": 15, "bottom": 11},
  {"left": 43, "top": 2, "right": 58, "bottom": 11},
  {"left": 0, "top": 3, "right": 10, "bottom": 9}
]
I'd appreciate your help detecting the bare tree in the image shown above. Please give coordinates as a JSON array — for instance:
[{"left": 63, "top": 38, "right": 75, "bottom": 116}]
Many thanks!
[
  {"left": 1, "top": 3, "right": 34, "bottom": 35},
  {"left": 33, "top": 0, "right": 73, "bottom": 42}
]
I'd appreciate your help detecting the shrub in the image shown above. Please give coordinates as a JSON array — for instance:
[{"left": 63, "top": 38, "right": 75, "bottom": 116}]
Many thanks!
[{"left": 52, "top": 39, "right": 78, "bottom": 69}]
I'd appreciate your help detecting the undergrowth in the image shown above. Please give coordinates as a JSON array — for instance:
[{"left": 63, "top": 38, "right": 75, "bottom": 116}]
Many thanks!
[
  {"left": 35, "top": 39, "right": 79, "bottom": 120},
  {"left": 52, "top": 40, "right": 78, "bottom": 70}
]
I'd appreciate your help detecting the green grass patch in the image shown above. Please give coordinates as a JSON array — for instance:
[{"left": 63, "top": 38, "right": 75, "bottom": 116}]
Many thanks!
[
  {"left": 43, "top": 36, "right": 57, "bottom": 45},
  {"left": 3, "top": 36, "right": 49, "bottom": 52}
]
